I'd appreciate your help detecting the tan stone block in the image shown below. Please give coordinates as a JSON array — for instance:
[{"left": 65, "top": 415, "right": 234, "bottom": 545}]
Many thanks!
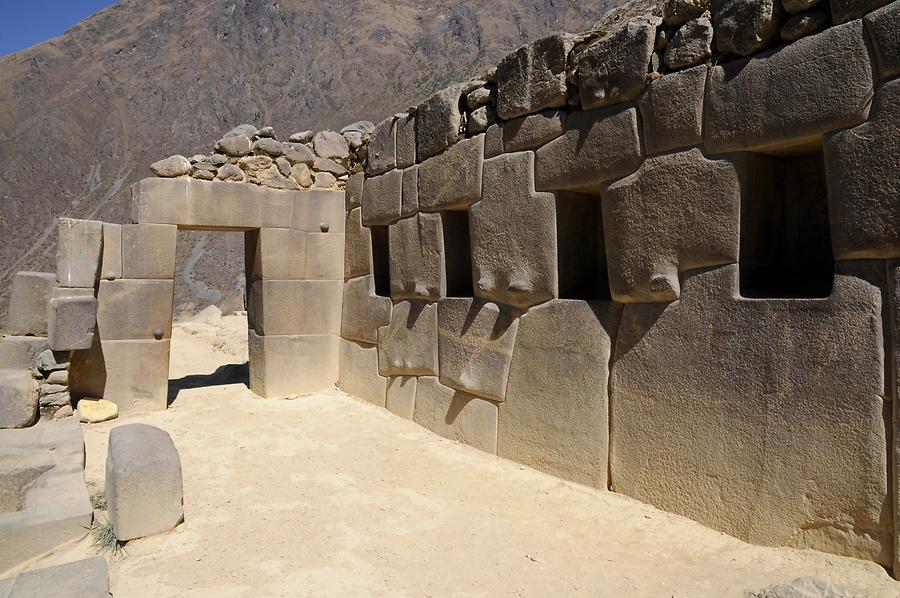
[
  {"left": 0, "top": 336, "right": 49, "bottom": 370},
  {"left": 292, "top": 190, "right": 346, "bottom": 233},
  {"left": 389, "top": 213, "right": 446, "bottom": 300},
  {"left": 361, "top": 169, "right": 402, "bottom": 226},
  {"left": 245, "top": 228, "right": 307, "bottom": 281},
  {"left": 437, "top": 298, "right": 518, "bottom": 402},
  {"left": 48, "top": 294, "right": 97, "bottom": 351},
  {"left": 121, "top": 224, "right": 177, "bottom": 279},
  {"left": 417, "top": 135, "right": 484, "bottom": 212},
  {"left": 57, "top": 218, "right": 103, "bottom": 288},
  {"left": 414, "top": 376, "right": 498, "bottom": 454},
  {"left": 344, "top": 208, "right": 372, "bottom": 280},
  {"left": 471, "top": 152, "right": 557, "bottom": 309},
  {"left": 495, "top": 34, "right": 574, "bottom": 120},
  {"left": 100, "top": 223, "right": 123, "bottom": 280},
  {"left": 345, "top": 173, "right": 364, "bottom": 211},
  {"left": 601, "top": 148, "right": 741, "bottom": 302},
  {"left": 259, "top": 188, "right": 296, "bottom": 228},
  {"left": 305, "top": 233, "right": 344, "bottom": 281},
  {"left": 416, "top": 83, "right": 465, "bottom": 161},
  {"left": 131, "top": 177, "right": 191, "bottom": 226},
  {"left": 341, "top": 275, "right": 392, "bottom": 344},
  {"left": 96, "top": 280, "right": 173, "bottom": 341},
  {"left": 247, "top": 280, "right": 341, "bottom": 336},
  {"left": 385, "top": 376, "right": 417, "bottom": 419},
  {"left": 368, "top": 116, "right": 397, "bottom": 176},
  {"left": 395, "top": 113, "right": 417, "bottom": 169},
  {"left": 499, "top": 299, "right": 619, "bottom": 488},
  {"left": 187, "top": 179, "right": 261, "bottom": 230},
  {"left": 377, "top": 299, "right": 438, "bottom": 376},
  {"left": 6, "top": 271, "right": 56, "bottom": 336},
  {"left": 338, "top": 337, "right": 387, "bottom": 407},
  {"left": 248, "top": 331, "right": 338, "bottom": 398},
  {"left": 401, "top": 165, "right": 418, "bottom": 218}
]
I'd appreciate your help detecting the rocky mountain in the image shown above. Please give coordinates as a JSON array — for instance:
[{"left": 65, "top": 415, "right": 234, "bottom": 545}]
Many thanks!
[{"left": 0, "top": 0, "right": 629, "bottom": 317}]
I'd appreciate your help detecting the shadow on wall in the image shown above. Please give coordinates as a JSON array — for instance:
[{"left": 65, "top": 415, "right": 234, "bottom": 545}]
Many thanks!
[{"left": 167, "top": 362, "right": 249, "bottom": 405}]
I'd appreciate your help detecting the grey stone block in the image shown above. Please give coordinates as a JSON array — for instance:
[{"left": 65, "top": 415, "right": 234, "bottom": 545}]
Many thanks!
[
  {"left": 385, "top": 376, "right": 417, "bottom": 420},
  {"left": 534, "top": 106, "right": 641, "bottom": 192},
  {"left": 637, "top": 65, "right": 707, "bottom": 155},
  {"left": 338, "top": 337, "right": 387, "bottom": 407},
  {"left": 610, "top": 264, "right": 891, "bottom": 565},
  {"left": 131, "top": 177, "right": 192, "bottom": 226},
  {"left": 106, "top": 423, "right": 183, "bottom": 541},
  {"left": 395, "top": 112, "right": 417, "bottom": 168},
  {"left": 437, "top": 298, "right": 519, "bottom": 402},
  {"left": 368, "top": 115, "right": 397, "bottom": 176},
  {"left": 96, "top": 279, "right": 174, "bottom": 340},
  {"left": 247, "top": 280, "right": 341, "bottom": 336},
  {"left": 6, "top": 557, "right": 109, "bottom": 598},
  {"left": 705, "top": 20, "right": 873, "bottom": 154},
  {"left": 340, "top": 275, "right": 392, "bottom": 344},
  {"left": 361, "top": 169, "right": 402, "bottom": 226},
  {"left": 36, "top": 348, "right": 69, "bottom": 373},
  {"left": 6, "top": 272, "right": 56, "bottom": 336},
  {"left": 248, "top": 331, "right": 338, "bottom": 398},
  {"left": 291, "top": 190, "right": 345, "bottom": 233},
  {"left": 664, "top": 16, "right": 713, "bottom": 68},
  {"left": 414, "top": 376, "right": 498, "bottom": 454},
  {"left": 304, "top": 233, "right": 344, "bottom": 281},
  {"left": 471, "top": 152, "right": 557, "bottom": 309},
  {"left": 56, "top": 218, "right": 102, "bottom": 288},
  {"left": 121, "top": 223, "right": 177, "bottom": 279},
  {"left": 401, "top": 165, "right": 418, "bottom": 218},
  {"left": 100, "top": 223, "right": 122, "bottom": 280},
  {"left": 344, "top": 208, "right": 372, "bottom": 280},
  {"left": 345, "top": 172, "right": 364, "bottom": 211},
  {"left": 47, "top": 294, "right": 97, "bottom": 351},
  {"left": 484, "top": 123, "right": 504, "bottom": 159},
  {"left": 377, "top": 299, "right": 438, "bottom": 376},
  {"left": 711, "top": 0, "right": 783, "bottom": 56},
  {"left": 496, "top": 34, "right": 575, "bottom": 120},
  {"left": 389, "top": 213, "right": 445, "bottom": 300},
  {"left": 245, "top": 228, "right": 307, "bottom": 281},
  {"left": 0, "top": 370, "right": 38, "bottom": 429},
  {"left": 502, "top": 110, "right": 566, "bottom": 152},
  {"left": 416, "top": 83, "right": 466, "bottom": 161},
  {"left": 0, "top": 337, "right": 48, "bottom": 371},
  {"left": 417, "top": 135, "right": 484, "bottom": 211},
  {"left": 831, "top": 0, "right": 892, "bottom": 23},
  {"left": 825, "top": 79, "right": 899, "bottom": 259},
  {"left": 574, "top": 17, "right": 657, "bottom": 110},
  {"left": 891, "top": 259, "right": 900, "bottom": 576},
  {"left": 865, "top": 2, "right": 900, "bottom": 80}
]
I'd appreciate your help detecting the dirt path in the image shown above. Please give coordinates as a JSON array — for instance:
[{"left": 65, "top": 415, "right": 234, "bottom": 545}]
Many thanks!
[{"left": 56, "top": 314, "right": 900, "bottom": 596}]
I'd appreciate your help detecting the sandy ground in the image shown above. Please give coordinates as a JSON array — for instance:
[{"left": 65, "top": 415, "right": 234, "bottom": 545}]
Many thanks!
[{"left": 30, "top": 312, "right": 900, "bottom": 596}]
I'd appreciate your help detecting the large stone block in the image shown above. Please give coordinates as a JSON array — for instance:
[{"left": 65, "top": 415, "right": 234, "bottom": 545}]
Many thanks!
[
  {"left": 121, "top": 223, "right": 177, "bottom": 279},
  {"left": 610, "top": 264, "right": 891, "bottom": 565},
  {"left": 368, "top": 116, "right": 397, "bottom": 176},
  {"left": 395, "top": 112, "right": 417, "bottom": 168},
  {"left": 377, "top": 299, "right": 438, "bottom": 376},
  {"left": 825, "top": 79, "right": 900, "bottom": 259},
  {"left": 389, "top": 213, "right": 445, "bottom": 300},
  {"left": 601, "top": 148, "right": 740, "bottom": 302},
  {"left": 413, "top": 376, "right": 498, "bottom": 454},
  {"left": 502, "top": 110, "right": 566, "bottom": 152},
  {"left": 495, "top": 34, "right": 575, "bottom": 120},
  {"left": 705, "top": 21, "right": 874, "bottom": 154},
  {"left": 0, "top": 336, "right": 49, "bottom": 370},
  {"left": 499, "top": 299, "right": 620, "bottom": 488},
  {"left": 385, "top": 375, "right": 417, "bottom": 420},
  {"left": 0, "top": 370, "right": 38, "bottom": 428},
  {"left": 401, "top": 165, "right": 418, "bottom": 218},
  {"left": 471, "top": 152, "right": 557, "bottom": 309},
  {"left": 132, "top": 178, "right": 262, "bottom": 230},
  {"left": 247, "top": 280, "right": 341, "bottom": 336},
  {"left": 56, "top": 218, "right": 102, "bottom": 288},
  {"left": 6, "top": 272, "right": 56, "bottom": 336},
  {"left": 245, "top": 228, "right": 306, "bottom": 281},
  {"left": 361, "top": 169, "right": 402, "bottom": 226},
  {"left": 344, "top": 208, "right": 372, "bottom": 280},
  {"left": 48, "top": 294, "right": 97, "bottom": 351},
  {"left": 69, "top": 337, "right": 170, "bottom": 412},
  {"left": 534, "top": 106, "right": 641, "bottom": 192},
  {"left": 340, "top": 275, "right": 392, "bottom": 344},
  {"left": 248, "top": 331, "right": 338, "bottom": 398},
  {"left": 832, "top": 0, "right": 892, "bottom": 23},
  {"left": 305, "top": 233, "right": 344, "bottom": 281},
  {"left": 6, "top": 557, "right": 109, "bottom": 598},
  {"left": 484, "top": 123, "right": 504, "bottom": 159},
  {"left": 131, "top": 177, "right": 192, "bottom": 226},
  {"left": 891, "top": 259, "right": 900, "bottom": 576},
  {"left": 437, "top": 298, "right": 519, "bottom": 402},
  {"left": 338, "top": 337, "right": 387, "bottom": 407},
  {"left": 100, "top": 223, "right": 122, "bottom": 280},
  {"left": 96, "top": 279, "right": 174, "bottom": 340},
  {"left": 416, "top": 83, "right": 465, "bottom": 161},
  {"left": 345, "top": 172, "right": 364, "bottom": 211},
  {"left": 710, "top": 0, "right": 782, "bottom": 56},
  {"left": 637, "top": 65, "right": 707, "bottom": 155},
  {"left": 574, "top": 17, "right": 657, "bottom": 110},
  {"left": 417, "top": 135, "right": 484, "bottom": 212},
  {"left": 865, "top": 2, "right": 900, "bottom": 80},
  {"left": 106, "top": 423, "right": 183, "bottom": 541},
  {"left": 291, "top": 190, "right": 345, "bottom": 233}
]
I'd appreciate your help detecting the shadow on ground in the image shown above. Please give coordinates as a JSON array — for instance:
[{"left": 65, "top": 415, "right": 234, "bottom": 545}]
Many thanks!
[{"left": 167, "top": 362, "right": 249, "bottom": 404}]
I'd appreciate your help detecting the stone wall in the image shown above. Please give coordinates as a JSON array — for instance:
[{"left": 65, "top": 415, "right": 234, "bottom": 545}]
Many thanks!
[{"left": 340, "top": 0, "right": 900, "bottom": 574}]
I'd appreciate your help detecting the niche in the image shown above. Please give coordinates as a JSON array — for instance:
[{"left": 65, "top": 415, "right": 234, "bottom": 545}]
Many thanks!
[
  {"left": 371, "top": 225, "right": 390, "bottom": 297},
  {"left": 739, "top": 150, "right": 834, "bottom": 298},
  {"left": 440, "top": 211, "right": 474, "bottom": 297},
  {"left": 556, "top": 192, "right": 611, "bottom": 300}
]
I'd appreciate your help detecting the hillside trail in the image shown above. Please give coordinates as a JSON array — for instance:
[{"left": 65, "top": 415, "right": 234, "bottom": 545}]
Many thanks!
[{"left": 39, "top": 312, "right": 899, "bottom": 597}]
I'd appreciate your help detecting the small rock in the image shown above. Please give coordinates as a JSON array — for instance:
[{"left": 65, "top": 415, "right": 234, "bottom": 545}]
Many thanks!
[
  {"left": 282, "top": 143, "right": 316, "bottom": 165},
  {"left": 288, "top": 130, "right": 314, "bottom": 143},
  {"left": 461, "top": 78, "right": 487, "bottom": 94},
  {"left": 781, "top": 0, "right": 820, "bottom": 14},
  {"left": 343, "top": 131, "right": 364, "bottom": 150},
  {"left": 663, "top": 0, "right": 711, "bottom": 26},
  {"left": 313, "top": 171, "right": 337, "bottom": 188},
  {"left": 36, "top": 349, "right": 69, "bottom": 372},
  {"left": 46, "top": 369, "right": 68, "bottom": 385},
  {"left": 188, "top": 154, "right": 206, "bottom": 164},
  {"left": 258, "top": 167, "right": 300, "bottom": 190},
  {"left": 150, "top": 155, "right": 191, "bottom": 177},
  {"left": 664, "top": 16, "right": 714, "bottom": 69},
  {"left": 209, "top": 153, "right": 228, "bottom": 166},
  {"left": 467, "top": 105, "right": 494, "bottom": 135},
  {"left": 780, "top": 8, "right": 828, "bottom": 41},
  {"left": 466, "top": 86, "right": 493, "bottom": 110},
  {"left": 275, "top": 156, "right": 292, "bottom": 176},
  {"left": 192, "top": 161, "right": 216, "bottom": 172},
  {"left": 313, "top": 157, "right": 348, "bottom": 176},
  {"left": 291, "top": 163, "right": 313, "bottom": 188},
  {"left": 656, "top": 28, "right": 673, "bottom": 50},
  {"left": 53, "top": 404, "right": 73, "bottom": 419},
  {"left": 223, "top": 124, "right": 258, "bottom": 139},
  {"left": 340, "top": 121, "right": 375, "bottom": 135},
  {"left": 215, "top": 134, "right": 252, "bottom": 157},
  {"left": 238, "top": 155, "right": 273, "bottom": 172},
  {"left": 191, "top": 168, "right": 215, "bottom": 180},
  {"left": 312, "top": 130, "right": 350, "bottom": 160},
  {"left": 255, "top": 126, "right": 276, "bottom": 139},
  {"left": 77, "top": 398, "right": 118, "bottom": 424},
  {"left": 746, "top": 576, "right": 855, "bottom": 598},
  {"left": 216, "top": 163, "right": 244, "bottom": 182},
  {"left": 252, "top": 137, "right": 283, "bottom": 157},
  {"left": 41, "top": 383, "right": 67, "bottom": 395},
  {"left": 40, "top": 390, "right": 70, "bottom": 408}
]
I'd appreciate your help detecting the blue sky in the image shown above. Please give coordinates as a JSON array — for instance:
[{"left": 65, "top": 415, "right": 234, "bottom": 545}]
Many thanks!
[{"left": 0, "top": 0, "right": 116, "bottom": 56}]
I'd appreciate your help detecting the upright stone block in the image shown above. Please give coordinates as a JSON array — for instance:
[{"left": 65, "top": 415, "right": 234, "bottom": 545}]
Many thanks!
[
  {"left": 502, "top": 110, "right": 566, "bottom": 152},
  {"left": 534, "top": 106, "right": 641, "bottom": 192},
  {"left": 891, "top": 259, "right": 900, "bottom": 577},
  {"left": 0, "top": 370, "right": 38, "bottom": 429},
  {"left": 417, "top": 135, "right": 484, "bottom": 212},
  {"left": 48, "top": 295, "right": 97, "bottom": 351},
  {"left": 437, "top": 298, "right": 519, "bottom": 402},
  {"left": 385, "top": 376, "right": 417, "bottom": 420},
  {"left": 601, "top": 148, "right": 740, "bottom": 302},
  {"left": 96, "top": 279, "right": 174, "bottom": 340},
  {"left": 341, "top": 275, "right": 392, "bottom": 344},
  {"left": 831, "top": 0, "right": 892, "bottom": 23},
  {"left": 825, "top": 78, "right": 900, "bottom": 259},
  {"left": 291, "top": 190, "right": 345, "bottom": 233},
  {"left": 56, "top": 218, "right": 102, "bottom": 288},
  {"left": 6, "top": 272, "right": 56, "bottom": 336},
  {"left": 0, "top": 336, "right": 49, "bottom": 370},
  {"left": 705, "top": 21, "right": 874, "bottom": 153},
  {"left": 637, "top": 65, "right": 707, "bottom": 155},
  {"left": 495, "top": 34, "right": 575, "bottom": 120},
  {"left": 344, "top": 208, "right": 372, "bottom": 280},
  {"left": 245, "top": 228, "right": 307, "bottom": 280},
  {"left": 361, "top": 169, "right": 402, "bottom": 226},
  {"left": 395, "top": 112, "right": 417, "bottom": 168},
  {"left": 401, "top": 165, "right": 418, "bottom": 218},
  {"left": 389, "top": 213, "right": 445, "bottom": 300},
  {"left": 345, "top": 172, "right": 364, "bottom": 210},
  {"left": 414, "top": 376, "right": 498, "bottom": 454},
  {"left": 121, "top": 223, "right": 177, "bottom": 279},
  {"left": 499, "top": 300, "right": 620, "bottom": 488},
  {"left": 248, "top": 331, "right": 338, "bottom": 397},
  {"left": 100, "top": 223, "right": 123, "bottom": 280},
  {"left": 247, "top": 280, "right": 341, "bottom": 336},
  {"left": 471, "top": 152, "right": 557, "bottom": 309},
  {"left": 106, "top": 423, "right": 183, "bottom": 541},
  {"left": 865, "top": 2, "right": 900, "bottom": 79},
  {"left": 416, "top": 83, "right": 465, "bottom": 161},
  {"left": 305, "top": 232, "right": 344, "bottom": 281},
  {"left": 368, "top": 116, "right": 397, "bottom": 176},
  {"left": 377, "top": 299, "right": 438, "bottom": 376},
  {"left": 338, "top": 337, "right": 387, "bottom": 407}
]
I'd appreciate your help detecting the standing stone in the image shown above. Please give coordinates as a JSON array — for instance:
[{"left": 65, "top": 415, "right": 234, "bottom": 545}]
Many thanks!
[
  {"left": 6, "top": 272, "right": 56, "bottom": 336},
  {"left": 344, "top": 208, "right": 373, "bottom": 280},
  {"left": 395, "top": 112, "right": 417, "bottom": 168},
  {"left": 312, "top": 131, "right": 350, "bottom": 160},
  {"left": 340, "top": 276, "right": 392, "bottom": 345},
  {"left": 711, "top": 0, "right": 783, "bottom": 56},
  {"left": 0, "top": 370, "right": 38, "bottom": 428},
  {"left": 401, "top": 165, "right": 419, "bottom": 218},
  {"left": 496, "top": 34, "right": 575, "bottom": 120},
  {"left": 664, "top": 17, "right": 713, "bottom": 69},
  {"left": 56, "top": 218, "right": 103, "bottom": 288},
  {"left": 345, "top": 172, "right": 364, "bottom": 210},
  {"left": 368, "top": 116, "right": 397, "bottom": 176},
  {"left": 150, "top": 155, "right": 191, "bottom": 177},
  {"left": 100, "top": 223, "right": 122, "bottom": 280},
  {"left": 416, "top": 83, "right": 466, "bottom": 161},
  {"left": 389, "top": 213, "right": 445, "bottom": 300}
]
